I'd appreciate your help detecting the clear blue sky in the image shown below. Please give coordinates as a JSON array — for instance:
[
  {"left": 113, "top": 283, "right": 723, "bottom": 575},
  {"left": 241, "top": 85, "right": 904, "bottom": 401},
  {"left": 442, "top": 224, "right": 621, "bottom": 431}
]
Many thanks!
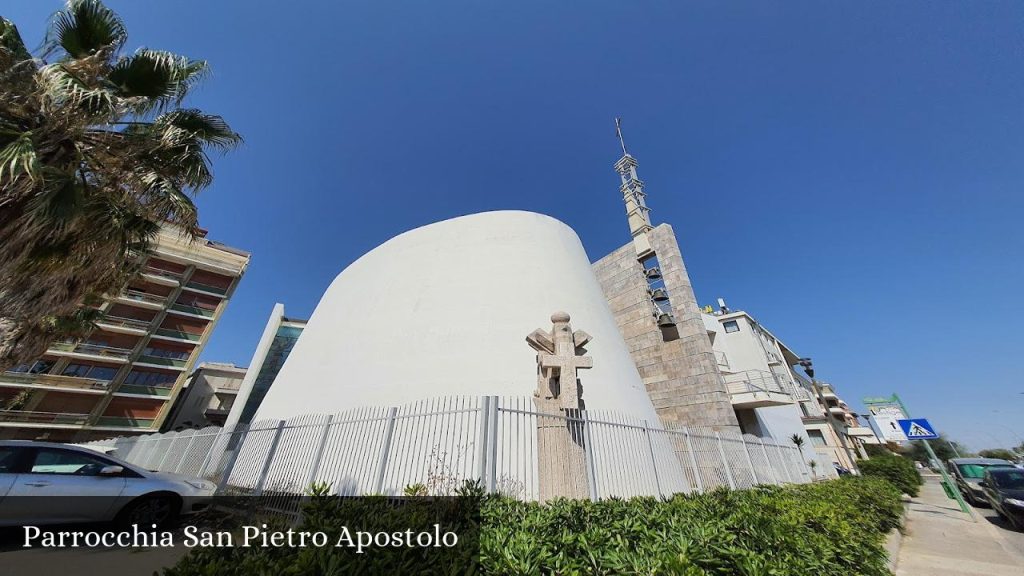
[{"left": 8, "top": 1, "right": 1023, "bottom": 450}]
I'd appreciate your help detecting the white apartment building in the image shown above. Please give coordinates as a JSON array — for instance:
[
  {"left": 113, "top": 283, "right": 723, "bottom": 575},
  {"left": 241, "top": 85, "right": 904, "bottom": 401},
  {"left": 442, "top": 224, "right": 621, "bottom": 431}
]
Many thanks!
[{"left": 702, "top": 301, "right": 875, "bottom": 473}]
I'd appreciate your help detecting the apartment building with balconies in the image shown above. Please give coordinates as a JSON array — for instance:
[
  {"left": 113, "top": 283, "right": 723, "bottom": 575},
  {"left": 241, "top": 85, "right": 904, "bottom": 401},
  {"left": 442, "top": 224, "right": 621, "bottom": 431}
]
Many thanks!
[
  {"left": 701, "top": 304, "right": 819, "bottom": 464},
  {"left": 162, "top": 362, "right": 247, "bottom": 431},
  {"left": 0, "top": 226, "right": 249, "bottom": 441}
]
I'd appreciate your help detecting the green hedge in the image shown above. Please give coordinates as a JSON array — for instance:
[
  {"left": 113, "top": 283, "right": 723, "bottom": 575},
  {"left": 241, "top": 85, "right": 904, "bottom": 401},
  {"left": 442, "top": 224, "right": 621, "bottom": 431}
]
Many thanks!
[
  {"left": 482, "top": 476, "right": 902, "bottom": 575},
  {"left": 858, "top": 454, "right": 923, "bottom": 497},
  {"left": 165, "top": 477, "right": 902, "bottom": 576}
]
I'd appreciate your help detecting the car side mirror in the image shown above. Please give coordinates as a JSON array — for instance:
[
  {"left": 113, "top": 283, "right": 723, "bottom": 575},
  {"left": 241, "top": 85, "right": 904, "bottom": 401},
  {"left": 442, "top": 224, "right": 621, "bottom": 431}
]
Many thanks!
[
  {"left": 978, "top": 480, "right": 988, "bottom": 488},
  {"left": 99, "top": 465, "right": 124, "bottom": 476}
]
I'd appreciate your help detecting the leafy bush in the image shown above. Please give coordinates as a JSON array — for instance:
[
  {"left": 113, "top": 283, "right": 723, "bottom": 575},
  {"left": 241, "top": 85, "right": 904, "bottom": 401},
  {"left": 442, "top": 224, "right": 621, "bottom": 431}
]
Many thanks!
[
  {"left": 858, "top": 454, "right": 923, "bottom": 496},
  {"left": 481, "top": 476, "right": 902, "bottom": 575},
  {"left": 165, "top": 477, "right": 902, "bottom": 576}
]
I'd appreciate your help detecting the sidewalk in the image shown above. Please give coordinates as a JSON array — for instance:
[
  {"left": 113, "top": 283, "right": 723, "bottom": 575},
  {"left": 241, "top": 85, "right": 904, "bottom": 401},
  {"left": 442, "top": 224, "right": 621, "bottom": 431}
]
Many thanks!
[{"left": 896, "top": 476, "right": 1024, "bottom": 576}]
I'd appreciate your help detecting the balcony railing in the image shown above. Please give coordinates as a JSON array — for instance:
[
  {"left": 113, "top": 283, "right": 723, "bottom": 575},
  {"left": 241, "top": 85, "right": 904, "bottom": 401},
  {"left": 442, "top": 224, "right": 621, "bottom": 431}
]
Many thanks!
[
  {"left": 97, "top": 315, "right": 152, "bottom": 331},
  {"left": 1, "top": 371, "right": 109, "bottom": 391},
  {"left": 0, "top": 410, "right": 90, "bottom": 425},
  {"left": 120, "top": 289, "right": 167, "bottom": 306},
  {"left": 116, "top": 384, "right": 173, "bottom": 397},
  {"left": 168, "top": 303, "right": 215, "bottom": 318},
  {"left": 142, "top": 266, "right": 184, "bottom": 281},
  {"left": 94, "top": 416, "right": 155, "bottom": 428},
  {"left": 183, "top": 281, "right": 229, "bottom": 296},
  {"left": 135, "top": 355, "right": 188, "bottom": 368},
  {"left": 724, "top": 370, "right": 789, "bottom": 396},
  {"left": 153, "top": 328, "right": 202, "bottom": 342},
  {"left": 49, "top": 341, "right": 133, "bottom": 360}
]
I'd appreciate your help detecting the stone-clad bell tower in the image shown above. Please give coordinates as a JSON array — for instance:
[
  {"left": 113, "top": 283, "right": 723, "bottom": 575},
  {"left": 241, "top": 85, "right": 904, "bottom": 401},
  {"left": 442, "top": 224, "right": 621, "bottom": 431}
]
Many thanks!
[{"left": 592, "top": 120, "right": 740, "bottom": 432}]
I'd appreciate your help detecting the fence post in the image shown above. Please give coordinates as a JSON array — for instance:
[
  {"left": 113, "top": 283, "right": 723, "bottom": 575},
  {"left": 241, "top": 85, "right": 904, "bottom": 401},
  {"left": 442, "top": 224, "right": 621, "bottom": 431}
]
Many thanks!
[
  {"left": 741, "top": 438, "right": 759, "bottom": 485},
  {"left": 485, "top": 397, "right": 499, "bottom": 493},
  {"left": 305, "top": 415, "right": 335, "bottom": 489},
  {"left": 373, "top": 407, "right": 399, "bottom": 495},
  {"left": 476, "top": 396, "right": 491, "bottom": 486},
  {"left": 642, "top": 420, "right": 662, "bottom": 498},
  {"left": 758, "top": 439, "right": 779, "bottom": 484},
  {"left": 253, "top": 420, "right": 287, "bottom": 496},
  {"left": 174, "top": 432, "right": 200, "bottom": 474},
  {"left": 214, "top": 426, "right": 246, "bottom": 493},
  {"left": 581, "top": 410, "right": 599, "bottom": 502},
  {"left": 715, "top": 432, "right": 737, "bottom": 490},
  {"left": 682, "top": 428, "right": 703, "bottom": 492}
]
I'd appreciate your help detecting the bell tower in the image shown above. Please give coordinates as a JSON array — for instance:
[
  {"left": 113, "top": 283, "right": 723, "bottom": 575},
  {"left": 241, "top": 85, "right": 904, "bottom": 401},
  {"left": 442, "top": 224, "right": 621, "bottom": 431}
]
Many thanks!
[{"left": 614, "top": 118, "right": 655, "bottom": 259}]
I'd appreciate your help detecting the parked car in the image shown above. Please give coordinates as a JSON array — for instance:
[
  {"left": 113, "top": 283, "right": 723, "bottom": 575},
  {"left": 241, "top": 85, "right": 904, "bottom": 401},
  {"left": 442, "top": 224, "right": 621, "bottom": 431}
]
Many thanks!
[
  {"left": 0, "top": 440, "right": 216, "bottom": 528},
  {"left": 980, "top": 467, "right": 1024, "bottom": 530},
  {"left": 946, "top": 457, "right": 1015, "bottom": 506}
]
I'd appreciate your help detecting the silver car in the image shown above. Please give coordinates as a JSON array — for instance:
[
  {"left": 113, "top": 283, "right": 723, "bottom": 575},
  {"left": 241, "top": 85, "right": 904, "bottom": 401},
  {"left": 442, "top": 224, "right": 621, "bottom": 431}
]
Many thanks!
[
  {"left": 0, "top": 440, "right": 216, "bottom": 527},
  {"left": 947, "top": 457, "right": 1016, "bottom": 506}
]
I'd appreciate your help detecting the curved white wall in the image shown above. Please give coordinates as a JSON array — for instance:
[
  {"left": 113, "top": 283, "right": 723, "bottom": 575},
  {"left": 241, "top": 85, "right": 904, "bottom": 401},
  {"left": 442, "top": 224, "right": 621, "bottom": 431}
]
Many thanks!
[{"left": 254, "top": 211, "right": 661, "bottom": 424}]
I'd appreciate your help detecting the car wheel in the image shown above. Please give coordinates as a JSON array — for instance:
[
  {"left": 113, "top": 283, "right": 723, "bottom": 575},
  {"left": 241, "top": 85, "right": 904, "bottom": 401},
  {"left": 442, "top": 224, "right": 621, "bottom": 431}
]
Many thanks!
[{"left": 115, "top": 494, "right": 179, "bottom": 530}]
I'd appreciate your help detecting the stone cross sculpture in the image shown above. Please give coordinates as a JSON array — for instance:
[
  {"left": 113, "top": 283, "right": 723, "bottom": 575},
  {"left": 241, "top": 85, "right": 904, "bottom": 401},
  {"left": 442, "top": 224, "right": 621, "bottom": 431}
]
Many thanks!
[{"left": 526, "top": 312, "right": 593, "bottom": 500}]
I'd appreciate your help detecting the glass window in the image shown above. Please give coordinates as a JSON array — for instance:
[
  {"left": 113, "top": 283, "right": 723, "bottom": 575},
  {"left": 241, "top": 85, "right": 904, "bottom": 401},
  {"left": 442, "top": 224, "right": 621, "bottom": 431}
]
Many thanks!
[
  {"left": 723, "top": 320, "right": 740, "bottom": 333},
  {"left": 991, "top": 470, "right": 1024, "bottom": 490},
  {"left": 807, "top": 430, "right": 827, "bottom": 447},
  {"left": 29, "top": 449, "right": 111, "bottom": 476},
  {"left": 0, "top": 447, "right": 25, "bottom": 473},
  {"left": 62, "top": 364, "right": 91, "bottom": 377}
]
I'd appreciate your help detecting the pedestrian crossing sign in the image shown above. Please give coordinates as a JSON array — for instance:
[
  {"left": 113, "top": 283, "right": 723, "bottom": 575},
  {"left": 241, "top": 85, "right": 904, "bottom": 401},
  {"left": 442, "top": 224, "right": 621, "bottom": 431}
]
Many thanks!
[{"left": 897, "top": 418, "right": 939, "bottom": 440}]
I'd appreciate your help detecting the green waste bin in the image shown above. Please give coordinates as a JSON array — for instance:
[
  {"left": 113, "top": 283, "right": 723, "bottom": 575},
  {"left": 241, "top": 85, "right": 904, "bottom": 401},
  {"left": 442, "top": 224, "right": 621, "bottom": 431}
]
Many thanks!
[{"left": 941, "top": 480, "right": 957, "bottom": 500}]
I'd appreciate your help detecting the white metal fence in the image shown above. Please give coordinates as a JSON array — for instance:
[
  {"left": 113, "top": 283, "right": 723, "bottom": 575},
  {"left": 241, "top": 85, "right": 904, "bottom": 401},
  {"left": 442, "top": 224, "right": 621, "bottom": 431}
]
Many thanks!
[{"left": 89, "top": 396, "right": 835, "bottom": 501}]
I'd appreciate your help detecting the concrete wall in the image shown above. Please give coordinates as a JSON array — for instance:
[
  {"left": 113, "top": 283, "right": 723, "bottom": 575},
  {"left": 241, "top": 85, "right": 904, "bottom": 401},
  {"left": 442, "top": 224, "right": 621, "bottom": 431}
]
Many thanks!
[
  {"left": 592, "top": 224, "right": 740, "bottom": 432},
  {"left": 254, "top": 211, "right": 661, "bottom": 424}
]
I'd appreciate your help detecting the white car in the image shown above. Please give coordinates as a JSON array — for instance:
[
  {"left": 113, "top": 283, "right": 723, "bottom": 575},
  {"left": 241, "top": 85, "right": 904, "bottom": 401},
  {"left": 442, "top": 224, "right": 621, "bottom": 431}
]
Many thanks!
[{"left": 0, "top": 440, "right": 216, "bottom": 527}]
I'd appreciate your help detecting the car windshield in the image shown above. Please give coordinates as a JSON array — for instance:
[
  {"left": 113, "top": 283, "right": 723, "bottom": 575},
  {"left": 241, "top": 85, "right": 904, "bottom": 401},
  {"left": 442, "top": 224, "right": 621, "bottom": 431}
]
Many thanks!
[
  {"left": 958, "top": 463, "right": 1005, "bottom": 479},
  {"left": 990, "top": 470, "right": 1024, "bottom": 490}
]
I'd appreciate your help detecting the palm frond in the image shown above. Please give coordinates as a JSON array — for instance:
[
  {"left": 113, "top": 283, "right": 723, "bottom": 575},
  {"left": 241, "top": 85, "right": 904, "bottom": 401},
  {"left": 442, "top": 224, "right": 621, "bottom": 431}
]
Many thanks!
[
  {"left": 0, "top": 132, "right": 39, "bottom": 182},
  {"left": 154, "top": 109, "right": 241, "bottom": 150},
  {"left": 0, "top": 17, "right": 31, "bottom": 62},
  {"left": 108, "top": 48, "right": 208, "bottom": 112},
  {"left": 38, "top": 62, "right": 115, "bottom": 116},
  {"left": 43, "top": 0, "right": 126, "bottom": 59}
]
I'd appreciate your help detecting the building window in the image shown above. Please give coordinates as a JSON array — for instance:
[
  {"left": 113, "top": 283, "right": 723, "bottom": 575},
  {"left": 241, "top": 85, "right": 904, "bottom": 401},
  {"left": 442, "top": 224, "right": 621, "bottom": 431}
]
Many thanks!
[
  {"left": 124, "top": 370, "right": 177, "bottom": 387},
  {"left": 142, "top": 347, "right": 190, "bottom": 361},
  {"left": 723, "top": 320, "right": 740, "bottom": 333},
  {"left": 61, "top": 364, "right": 117, "bottom": 381},
  {"left": 8, "top": 360, "right": 54, "bottom": 375},
  {"left": 807, "top": 430, "right": 827, "bottom": 447}
]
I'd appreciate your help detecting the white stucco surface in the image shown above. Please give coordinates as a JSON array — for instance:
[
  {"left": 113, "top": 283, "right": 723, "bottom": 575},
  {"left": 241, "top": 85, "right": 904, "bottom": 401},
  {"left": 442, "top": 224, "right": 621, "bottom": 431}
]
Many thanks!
[{"left": 254, "top": 211, "right": 661, "bottom": 423}]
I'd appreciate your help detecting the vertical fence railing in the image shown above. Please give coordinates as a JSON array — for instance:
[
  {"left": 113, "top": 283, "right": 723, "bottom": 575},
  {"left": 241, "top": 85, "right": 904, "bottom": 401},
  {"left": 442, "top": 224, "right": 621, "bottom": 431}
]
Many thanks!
[{"left": 87, "top": 395, "right": 819, "bottom": 501}]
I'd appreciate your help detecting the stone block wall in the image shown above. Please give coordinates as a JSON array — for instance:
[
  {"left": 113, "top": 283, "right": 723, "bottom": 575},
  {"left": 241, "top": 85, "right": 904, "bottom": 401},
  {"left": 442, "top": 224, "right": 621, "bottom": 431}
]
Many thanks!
[{"left": 593, "top": 224, "right": 740, "bottom": 432}]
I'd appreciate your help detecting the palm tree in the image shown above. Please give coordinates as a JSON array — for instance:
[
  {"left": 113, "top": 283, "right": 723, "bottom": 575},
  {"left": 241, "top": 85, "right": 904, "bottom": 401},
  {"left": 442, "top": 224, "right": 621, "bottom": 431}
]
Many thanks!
[{"left": 0, "top": 1, "right": 239, "bottom": 369}]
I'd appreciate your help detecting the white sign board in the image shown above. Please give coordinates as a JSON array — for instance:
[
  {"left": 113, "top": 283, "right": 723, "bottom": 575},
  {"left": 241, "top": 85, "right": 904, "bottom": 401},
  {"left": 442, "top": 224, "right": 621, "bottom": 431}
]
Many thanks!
[{"left": 869, "top": 405, "right": 908, "bottom": 443}]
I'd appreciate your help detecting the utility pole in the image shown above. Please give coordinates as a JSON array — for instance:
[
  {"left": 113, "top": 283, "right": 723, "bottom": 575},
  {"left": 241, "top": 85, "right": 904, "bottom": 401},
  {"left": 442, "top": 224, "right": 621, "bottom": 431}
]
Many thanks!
[{"left": 893, "top": 394, "right": 973, "bottom": 518}]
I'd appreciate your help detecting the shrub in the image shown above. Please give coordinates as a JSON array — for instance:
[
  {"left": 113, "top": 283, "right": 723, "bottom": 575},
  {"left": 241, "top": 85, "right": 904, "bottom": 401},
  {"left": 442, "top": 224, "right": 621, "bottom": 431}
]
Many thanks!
[
  {"left": 164, "top": 477, "right": 902, "bottom": 576},
  {"left": 858, "top": 454, "right": 923, "bottom": 496}
]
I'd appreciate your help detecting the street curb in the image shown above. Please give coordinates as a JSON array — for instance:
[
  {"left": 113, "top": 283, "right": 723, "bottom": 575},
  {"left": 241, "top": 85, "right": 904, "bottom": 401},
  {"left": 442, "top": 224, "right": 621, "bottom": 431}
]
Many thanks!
[{"left": 884, "top": 495, "right": 912, "bottom": 574}]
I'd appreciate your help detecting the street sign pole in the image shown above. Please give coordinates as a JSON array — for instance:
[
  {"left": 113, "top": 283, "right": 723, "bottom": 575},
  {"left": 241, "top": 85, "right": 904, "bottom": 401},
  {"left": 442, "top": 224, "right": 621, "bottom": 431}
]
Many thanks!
[{"left": 894, "top": 394, "right": 973, "bottom": 517}]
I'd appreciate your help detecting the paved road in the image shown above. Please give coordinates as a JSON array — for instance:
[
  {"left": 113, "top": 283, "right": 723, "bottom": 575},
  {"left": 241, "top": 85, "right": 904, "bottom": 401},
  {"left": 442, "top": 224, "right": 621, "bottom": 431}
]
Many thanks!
[
  {"left": 975, "top": 502, "right": 1024, "bottom": 552},
  {"left": 896, "top": 477, "right": 1024, "bottom": 575}
]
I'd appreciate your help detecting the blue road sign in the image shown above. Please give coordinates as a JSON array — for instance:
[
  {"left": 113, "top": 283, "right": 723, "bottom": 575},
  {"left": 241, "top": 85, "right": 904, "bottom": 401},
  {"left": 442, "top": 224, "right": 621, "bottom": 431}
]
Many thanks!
[{"left": 897, "top": 418, "right": 939, "bottom": 440}]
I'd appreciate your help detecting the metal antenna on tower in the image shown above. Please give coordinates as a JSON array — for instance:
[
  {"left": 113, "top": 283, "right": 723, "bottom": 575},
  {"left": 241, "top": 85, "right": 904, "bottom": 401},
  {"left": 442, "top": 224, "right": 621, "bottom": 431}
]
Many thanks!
[{"left": 615, "top": 117, "right": 629, "bottom": 156}]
